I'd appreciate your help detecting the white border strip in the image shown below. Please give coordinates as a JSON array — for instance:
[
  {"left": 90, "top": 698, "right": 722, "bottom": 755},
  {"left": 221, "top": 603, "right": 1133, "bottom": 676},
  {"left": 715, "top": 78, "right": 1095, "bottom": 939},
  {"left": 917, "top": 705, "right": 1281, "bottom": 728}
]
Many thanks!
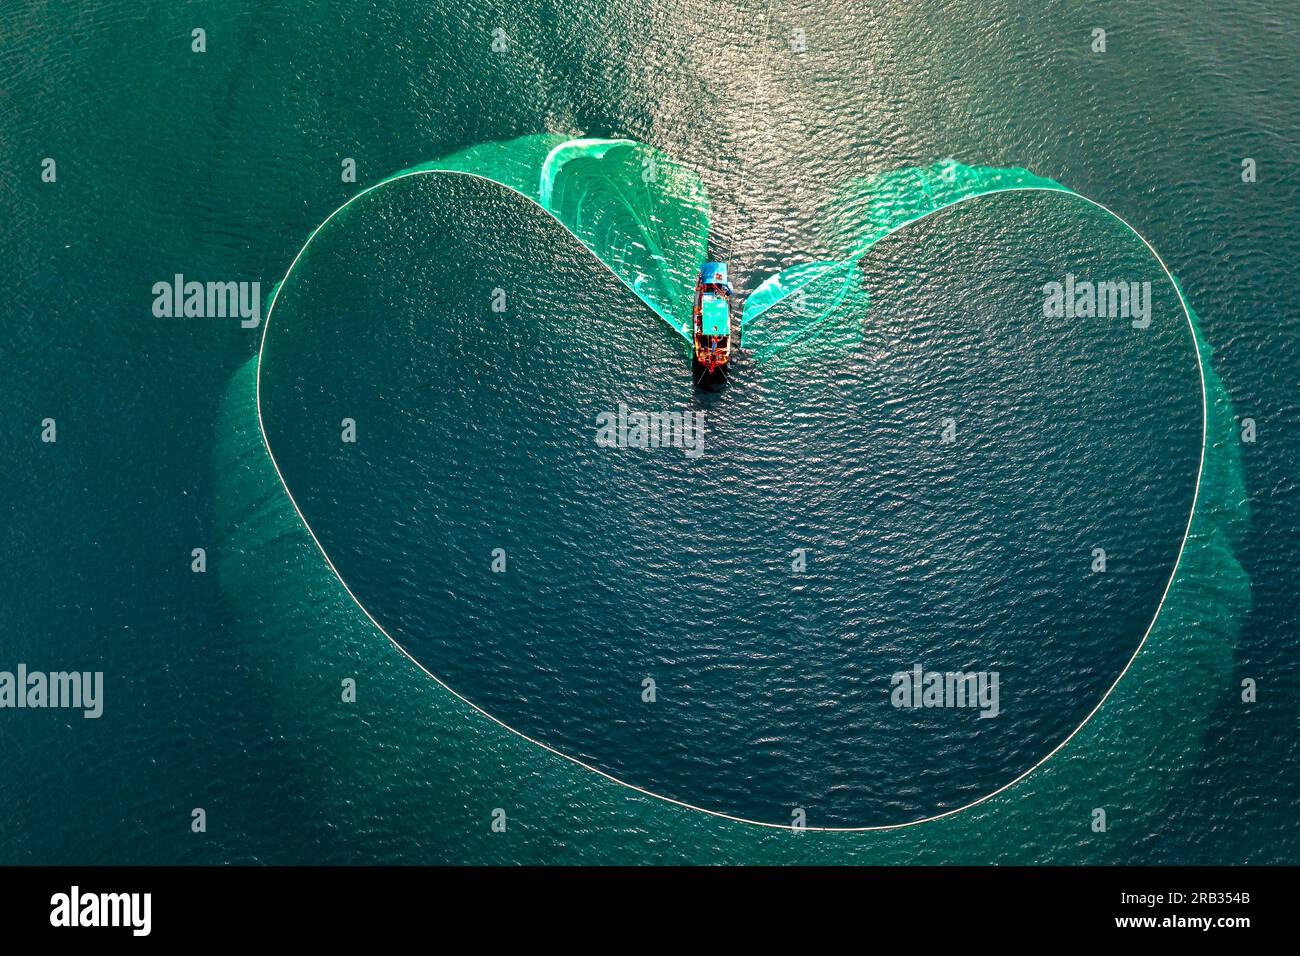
[{"left": 254, "top": 174, "right": 1208, "bottom": 831}]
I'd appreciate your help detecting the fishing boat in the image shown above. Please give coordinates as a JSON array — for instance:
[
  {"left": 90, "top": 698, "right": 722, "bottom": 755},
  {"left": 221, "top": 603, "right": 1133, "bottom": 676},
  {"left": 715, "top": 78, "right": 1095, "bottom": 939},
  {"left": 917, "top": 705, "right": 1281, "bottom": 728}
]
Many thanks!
[{"left": 692, "top": 261, "right": 733, "bottom": 380}]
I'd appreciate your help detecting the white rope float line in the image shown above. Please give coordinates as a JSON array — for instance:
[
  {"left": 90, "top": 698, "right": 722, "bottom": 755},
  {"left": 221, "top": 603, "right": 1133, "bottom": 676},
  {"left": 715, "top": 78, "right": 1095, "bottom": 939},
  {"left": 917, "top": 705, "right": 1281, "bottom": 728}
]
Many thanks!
[
  {"left": 255, "top": 171, "right": 1208, "bottom": 832},
  {"left": 743, "top": 184, "right": 1085, "bottom": 329},
  {"left": 725, "top": 0, "right": 776, "bottom": 265}
]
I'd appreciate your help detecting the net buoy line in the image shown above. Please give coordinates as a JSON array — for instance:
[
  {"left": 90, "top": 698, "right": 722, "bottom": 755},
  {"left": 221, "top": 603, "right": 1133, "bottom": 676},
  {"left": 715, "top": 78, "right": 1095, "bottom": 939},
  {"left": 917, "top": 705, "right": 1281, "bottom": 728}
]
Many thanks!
[
  {"left": 737, "top": 185, "right": 1205, "bottom": 356},
  {"left": 253, "top": 160, "right": 1207, "bottom": 830}
]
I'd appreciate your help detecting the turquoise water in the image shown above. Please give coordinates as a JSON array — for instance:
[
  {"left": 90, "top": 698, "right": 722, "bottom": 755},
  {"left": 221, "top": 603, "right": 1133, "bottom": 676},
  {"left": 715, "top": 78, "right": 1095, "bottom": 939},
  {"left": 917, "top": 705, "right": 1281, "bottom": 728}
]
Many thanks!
[
  {"left": 1, "top": 0, "right": 1296, "bottom": 860},
  {"left": 257, "top": 171, "right": 1202, "bottom": 827}
]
